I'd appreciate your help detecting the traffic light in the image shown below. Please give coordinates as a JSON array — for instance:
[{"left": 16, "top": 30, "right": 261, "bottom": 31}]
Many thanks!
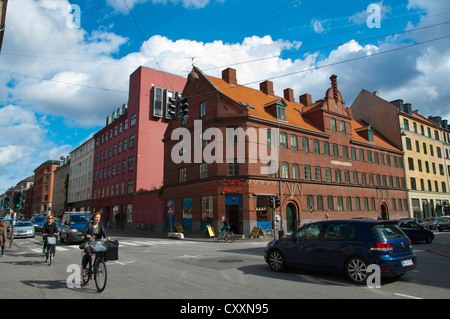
[
  {"left": 13, "top": 191, "right": 23, "bottom": 209},
  {"left": 268, "top": 196, "right": 274, "bottom": 209},
  {"left": 179, "top": 97, "right": 189, "bottom": 120},
  {"left": 3, "top": 196, "right": 10, "bottom": 209},
  {"left": 167, "top": 97, "right": 178, "bottom": 120},
  {"left": 274, "top": 196, "right": 281, "bottom": 208}
]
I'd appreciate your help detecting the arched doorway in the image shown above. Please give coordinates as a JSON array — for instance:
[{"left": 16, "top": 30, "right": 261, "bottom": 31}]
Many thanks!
[
  {"left": 286, "top": 203, "right": 298, "bottom": 233},
  {"left": 380, "top": 203, "right": 389, "bottom": 220}
]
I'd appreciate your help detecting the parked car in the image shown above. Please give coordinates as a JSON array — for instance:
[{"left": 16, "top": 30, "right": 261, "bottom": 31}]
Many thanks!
[
  {"left": 437, "top": 216, "right": 450, "bottom": 232},
  {"left": 7, "top": 221, "right": 35, "bottom": 239},
  {"left": 394, "top": 220, "right": 434, "bottom": 243},
  {"left": 60, "top": 212, "right": 92, "bottom": 244},
  {"left": 264, "top": 219, "right": 416, "bottom": 284},
  {"left": 421, "top": 217, "right": 443, "bottom": 230},
  {"left": 31, "top": 216, "right": 47, "bottom": 232}
]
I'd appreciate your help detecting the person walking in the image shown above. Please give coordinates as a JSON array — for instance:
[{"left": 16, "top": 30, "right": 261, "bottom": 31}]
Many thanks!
[{"left": 0, "top": 221, "right": 7, "bottom": 256}]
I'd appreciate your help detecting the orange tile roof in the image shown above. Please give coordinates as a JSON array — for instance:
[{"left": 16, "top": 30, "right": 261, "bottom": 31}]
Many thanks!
[
  {"left": 207, "top": 75, "right": 322, "bottom": 133},
  {"left": 351, "top": 119, "right": 401, "bottom": 151}
]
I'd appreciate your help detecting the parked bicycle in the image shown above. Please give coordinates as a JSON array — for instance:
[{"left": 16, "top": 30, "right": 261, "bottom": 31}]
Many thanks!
[
  {"left": 81, "top": 240, "right": 108, "bottom": 292},
  {"left": 43, "top": 234, "right": 56, "bottom": 266},
  {"left": 214, "top": 229, "right": 236, "bottom": 243}
]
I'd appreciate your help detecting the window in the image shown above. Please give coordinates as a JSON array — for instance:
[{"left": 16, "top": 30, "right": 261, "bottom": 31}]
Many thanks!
[
  {"left": 307, "top": 195, "right": 314, "bottom": 211},
  {"left": 403, "top": 118, "right": 410, "bottom": 131},
  {"left": 281, "top": 162, "right": 289, "bottom": 178},
  {"left": 315, "top": 167, "right": 322, "bottom": 181},
  {"left": 127, "top": 179, "right": 133, "bottom": 194},
  {"left": 340, "top": 120, "right": 346, "bottom": 133},
  {"left": 129, "top": 135, "right": 135, "bottom": 148},
  {"left": 337, "top": 197, "right": 343, "bottom": 211},
  {"left": 292, "top": 164, "right": 300, "bottom": 179},
  {"left": 277, "top": 105, "right": 286, "bottom": 121},
  {"left": 313, "top": 139, "right": 320, "bottom": 154},
  {"left": 199, "top": 163, "right": 208, "bottom": 179},
  {"left": 317, "top": 196, "right": 323, "bottom": 211},
  {"left": 323, "top": 223, "right": 356, "bottom": 240},
  {"left": 327, "top": 196, "right": 334, "bottom": 211},
  {"left": 294, "top": 223, "right": 322, "bottom": 241},
  {"left": 335, "top": 169, "right": 341, "bottom": 183},
  {"left": 128, "top": 157, "right": 134, "bottom": 171},
  {"left": 153, "top": 87, "right": 163, "bottom": 117},
  {"left": 179, "top": 167, "right": 186, "bottom": 182},
  {"left": 200, "top": 102, "right": 206, "bottom": 118},
  {"left": 351, "top": 147, "right": 357, "bottom": 160},
  {"left": 323, "top": 142, "right": 330, "bottom": 156},
  {"left": 304, "top": 165, "right": 311, "bottom": 180},
  {"left": 228, "top": 159, "right": 239, "bottom": 176},
  {"left": 290, "top": 135, "right": 298, "bottom": 150},
  {"left": 325, "top": 168, "right": 332, "bottom": 182},
  {"left": 346, "top": 197, "right": 352, "bottom": 211},
  {"left": 333, "top": 143, "right": 339, "bottom": 158},
  {"left": 408, "top": 157, "right": 414, "bottom": 170},
  {"left": 280, "top": 133, "right": 288, "bottom": 148},
  {"left": 130, "top": 114, "right": 136, "bottom": 127},
  {"left": 410, "top": 177, "right": 417, "bottom": 190},
  {"left": 302, "top": 137, "right": 309, "bottom": 152},
  {"left": 330, "top": 118, "right": 336, "bottom": 131}
]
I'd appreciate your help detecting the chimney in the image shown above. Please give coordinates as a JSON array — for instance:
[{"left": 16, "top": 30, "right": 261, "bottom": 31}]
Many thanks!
[
  {"left": 222, "top": 68, "right": 237, "bottom": 85},
  {"left": 329, "top": 74, "right": 339, "bottom": 100},
  {"left": 373, "top": 91, "right": 379, "bottom": 97},
  {"left": 283, "top": 88, "right": 294, "bottom": 103},
  {"left": 260, "top": 80, "right": 274, "bottom": 96},
  {"left": 300, "top": 93, "right": 312, "bottom": 106}
]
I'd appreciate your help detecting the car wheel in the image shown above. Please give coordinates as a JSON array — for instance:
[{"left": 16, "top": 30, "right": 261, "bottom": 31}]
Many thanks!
[
  {"left": 345, "top": 257, "right": 369, "bottom": 285},
  {"left": 268, "top": 250, "right": 285, "bottom": 272}
]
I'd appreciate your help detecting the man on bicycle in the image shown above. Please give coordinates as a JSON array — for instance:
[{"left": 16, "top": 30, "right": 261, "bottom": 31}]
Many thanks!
[
  {"left": 42, "top": 215, "right": 59, "bottom": 254},
  {"left": 220, "top": 215, "right": 230, "bottom": 236}
]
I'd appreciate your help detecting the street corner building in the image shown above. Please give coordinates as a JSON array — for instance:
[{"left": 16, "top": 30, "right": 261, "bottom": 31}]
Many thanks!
[
  {"left": 91, "top": 66, "right": 186, "bottom": 230},
  {"left": 162, "top": 67, "right": 409, "bottom": 237}
]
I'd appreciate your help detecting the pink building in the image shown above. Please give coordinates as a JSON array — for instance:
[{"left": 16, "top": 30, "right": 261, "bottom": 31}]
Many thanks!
[{"left": 92, "top": 67, "right": 186, "bottom": 230}]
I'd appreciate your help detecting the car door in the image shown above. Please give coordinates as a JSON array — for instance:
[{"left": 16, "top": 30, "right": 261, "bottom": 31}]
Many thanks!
[
  {"left": 320, "top": 222, "right": 358, "bottom": 271},
  {"left": 400, "top": 221, "right": 423, "bottom": 242},
  {"left": 282, "top": 222, "right": 324, "bottom": 269}
]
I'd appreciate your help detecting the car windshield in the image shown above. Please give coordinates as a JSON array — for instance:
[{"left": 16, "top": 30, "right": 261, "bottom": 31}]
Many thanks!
[
  {"left": 70, "top": 215, "right": 91, "bottom": 224},
  {"left": 442, "top": 217, "right": 450, "bottom": 223},
  {"left": 34, "top": 217, "right": 46, "bottom": 223},
  {"left": 16, "top": 222, "right": 32, "bottom": 227},
  {"left": 373, "top": 224, "right": 406, "bottom": 239}
]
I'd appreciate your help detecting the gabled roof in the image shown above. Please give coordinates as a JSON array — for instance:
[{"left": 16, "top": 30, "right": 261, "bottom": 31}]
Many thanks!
[
  {"left": 351, "top": 119, "right": 400, "bottom": 151},
  {"left": 206, "top": 75, "right": 322, "bottom": 133}
]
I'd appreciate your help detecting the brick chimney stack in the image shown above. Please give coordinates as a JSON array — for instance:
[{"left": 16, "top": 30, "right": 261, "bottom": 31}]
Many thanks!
[
  {"left": 283, "top": 88, "right": 294, "bottom": 102},
  {"left": 222, "top": 68, "right": 237, "bottom": 85},
  {"left": 260, "top": 80, "right": 274, "bottom": 96},
  {"left": 330, "top": 74, "right": 338, "bottom": 100},
  {"left": 300, "top": 93, "right": 312, "bottom": 106}
]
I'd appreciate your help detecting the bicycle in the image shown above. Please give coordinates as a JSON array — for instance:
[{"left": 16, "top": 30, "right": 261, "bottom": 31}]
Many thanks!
[
  {"left": 43, "top": 234, "right": 56, "bottom": 266},
  {"left": 261, "top": 228, "right": 274, "bottom": 238},
  {"left": 214, "top": 229, "right": 236, "bottom": 243},
  {"left": 81, "top": 240, "right": 108, "bottom": 293}
]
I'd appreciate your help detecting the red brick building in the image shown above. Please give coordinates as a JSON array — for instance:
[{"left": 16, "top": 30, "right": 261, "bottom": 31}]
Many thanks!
[
  {"left": 163, "top": 67, "right": 409, "bottom": 236},
  {"left": 91, "top": 67, "right": 186, "bottom": 230},
  {"left": 31, "top": 160, "right": 61, "bottom": 216}
]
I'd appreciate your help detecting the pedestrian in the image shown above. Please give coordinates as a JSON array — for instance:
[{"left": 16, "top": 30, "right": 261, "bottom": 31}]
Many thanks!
[
  {"left": 323, "top": 214, "right": 329, "bottom": 221},
  {"left": 0, "top": 221, "right": 7, "bottom": 256}
]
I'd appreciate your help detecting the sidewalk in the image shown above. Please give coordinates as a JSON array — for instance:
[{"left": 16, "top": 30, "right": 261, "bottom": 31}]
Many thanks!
[
  {"left": 428, "top": 245, "right": 450, "bottom": 258},
  {"left": 106, "top": 227, "right": 272, "bottom": 243}
]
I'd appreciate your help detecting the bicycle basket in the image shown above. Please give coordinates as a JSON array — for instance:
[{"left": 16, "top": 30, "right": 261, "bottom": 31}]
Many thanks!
[
  {"left": 46, "top": 237, "right": 56, "bottom": 245},
  {"left": 90, "top": 241, "right": 107, "bottom": 253},
  {"left": 104, "top": 240, "right": 119, "bottom": 261}
]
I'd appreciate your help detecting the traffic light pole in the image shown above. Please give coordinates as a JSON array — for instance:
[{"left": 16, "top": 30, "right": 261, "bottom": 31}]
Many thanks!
[{"left": 9, "top": 211, "right": 16, "bottom": 248}]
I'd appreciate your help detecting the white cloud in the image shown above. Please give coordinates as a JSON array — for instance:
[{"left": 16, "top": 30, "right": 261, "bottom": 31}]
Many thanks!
[
  {"left": 311, "top": 18, "right": 325, "bottom": 34},
  {"left": 106, "top": 0, "right": 211, "bottom": 13}
]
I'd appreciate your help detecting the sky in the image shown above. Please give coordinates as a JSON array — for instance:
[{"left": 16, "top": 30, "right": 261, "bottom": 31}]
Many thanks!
[{"left": 0, "top": 0, "right": 449, "bottom": 193}]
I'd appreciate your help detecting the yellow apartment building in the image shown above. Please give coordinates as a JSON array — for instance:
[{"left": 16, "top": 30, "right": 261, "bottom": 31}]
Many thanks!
[{"left": 397, "top": 102, "right": 450, "bottom": 219}]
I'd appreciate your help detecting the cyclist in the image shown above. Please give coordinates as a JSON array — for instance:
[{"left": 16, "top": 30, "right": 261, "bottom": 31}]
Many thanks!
[
  {"left": 42, "top": 215, "right": 59, "bottom": 254},
  {"left": 220, "top": 215, "right": 230, "bottom": 236},
  {"left": 81, "top": 212, "right": 109, "bottom": 275}
]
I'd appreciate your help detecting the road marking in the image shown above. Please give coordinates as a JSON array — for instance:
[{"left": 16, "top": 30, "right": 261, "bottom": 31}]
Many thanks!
[
  {"left": 319, "top": 279, "right": 356, "bottom": 287},
  {"left": 394, "top": 293, "right": 423, "bottom": 299},
  {"left": 118, "top": 241, "right": 141, "bottom": 246}
]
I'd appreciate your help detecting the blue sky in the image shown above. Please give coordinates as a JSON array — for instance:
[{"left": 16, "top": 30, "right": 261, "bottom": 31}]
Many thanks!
[{"left": 0, "top": 0, "right": 449, "bottom": 193}]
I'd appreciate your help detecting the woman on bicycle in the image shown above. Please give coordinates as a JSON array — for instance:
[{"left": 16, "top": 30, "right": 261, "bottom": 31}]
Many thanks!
[
  {"left": 42, "top": 215, "right": 58, "bottom": 254},
  {"left": 220, "top": 215, "right": 230, "bottom": 236},
  {"left": 81, "top": 212, "right": 109, "bottom": 274}
]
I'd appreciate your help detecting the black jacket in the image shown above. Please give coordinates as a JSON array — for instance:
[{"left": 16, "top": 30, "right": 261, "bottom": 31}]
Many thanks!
[
  {"left": 42, "top": 222, "right": 59, "bottom": 235},
  {"left": 82, "top": 222, "right": 107, "bottom": 242}
]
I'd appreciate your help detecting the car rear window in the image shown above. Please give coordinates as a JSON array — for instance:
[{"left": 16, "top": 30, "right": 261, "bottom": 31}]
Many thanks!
[{"left": 373, "top": 224, "right": 406, "bottom": 239}]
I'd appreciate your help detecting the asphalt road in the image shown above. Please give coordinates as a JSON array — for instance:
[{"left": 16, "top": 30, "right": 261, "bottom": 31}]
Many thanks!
[{"left": 2, "top": 231, "right": 450, "bottom": 301}]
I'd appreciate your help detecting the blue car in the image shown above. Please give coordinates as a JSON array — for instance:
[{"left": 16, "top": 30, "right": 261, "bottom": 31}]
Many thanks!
[{"left": 264, "top": 220, "right": 416, "bottom": 284}]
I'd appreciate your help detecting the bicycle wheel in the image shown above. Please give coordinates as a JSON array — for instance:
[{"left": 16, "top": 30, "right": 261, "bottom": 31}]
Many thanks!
[
  {"left": 226, "top": 234, "right": 235, "bottom": 243},
  {"left": 94, "top": 259, "right": 107, "bottom": 292},
  {"left": 46, "top": 246, "right": 52, "bottom": 266},
  {"left": 214, "top": 235, "right": 221, "bottom": 242}
]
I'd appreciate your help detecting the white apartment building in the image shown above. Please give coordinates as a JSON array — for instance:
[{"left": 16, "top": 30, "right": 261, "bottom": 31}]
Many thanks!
[{"left": 68, "top": 137, "right": 95, "bottom": 211}]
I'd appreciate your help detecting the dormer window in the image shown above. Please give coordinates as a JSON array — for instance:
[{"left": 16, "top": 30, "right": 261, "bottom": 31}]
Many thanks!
[
  {"left": 277, "top": 105, "right": 286, "bottom": 121},
  {"left": 368, "top": 126, "right": 374, "bottom": 142}
]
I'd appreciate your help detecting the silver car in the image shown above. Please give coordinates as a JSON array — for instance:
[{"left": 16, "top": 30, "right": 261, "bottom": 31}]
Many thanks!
[{"left": 8, "top": 221, "right": 35, "bottom": 238}]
